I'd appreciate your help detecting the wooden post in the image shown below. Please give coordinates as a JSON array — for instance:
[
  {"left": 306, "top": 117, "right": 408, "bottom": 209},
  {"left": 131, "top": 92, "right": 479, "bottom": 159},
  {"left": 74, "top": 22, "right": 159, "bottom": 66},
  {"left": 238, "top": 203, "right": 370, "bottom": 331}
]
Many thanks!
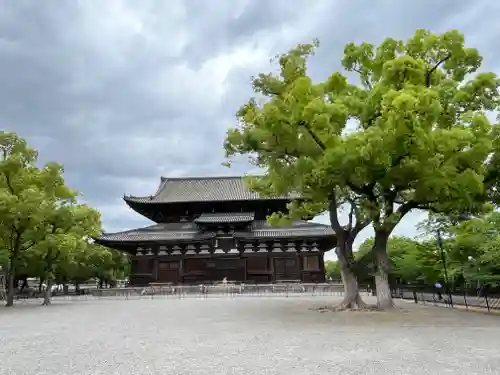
[
  {"left": 153, "top": 258, "right": 159, "bottom": 282},
  {"left": 319, "top": 251, "right": 326, "bottom": 282},
  {"left": 178, "top": 259, "right": 184, "bottom": 284},
  {"left": 269, "top": 254, "right": 275, "bottom": 282}
]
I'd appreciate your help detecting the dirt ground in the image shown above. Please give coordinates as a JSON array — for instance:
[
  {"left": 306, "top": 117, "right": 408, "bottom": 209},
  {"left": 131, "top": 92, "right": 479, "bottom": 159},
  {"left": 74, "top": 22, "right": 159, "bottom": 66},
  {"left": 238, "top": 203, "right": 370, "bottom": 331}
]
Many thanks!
[{"left": 1, "top": 295, "right": 499, "bottom": 375}]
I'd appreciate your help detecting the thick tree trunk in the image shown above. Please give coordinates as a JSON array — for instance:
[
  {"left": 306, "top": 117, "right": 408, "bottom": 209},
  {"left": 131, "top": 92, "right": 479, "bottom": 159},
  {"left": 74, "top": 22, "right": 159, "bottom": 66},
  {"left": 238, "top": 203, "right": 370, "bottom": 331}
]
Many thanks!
[
  {"left": 334, "top": 241, "right": 367, "bottom": 310},
  {"left": 5, "top": 269, "right": 15, "bottom": 307},
  {"left": 373, "top": 231, "right": 394, "bottom": 309},
  {"left": 42, "top": 279, "right": 53, "bottom": 306},
  {"left": 5, "top": 252, "right": 18, "bottom": 307}
]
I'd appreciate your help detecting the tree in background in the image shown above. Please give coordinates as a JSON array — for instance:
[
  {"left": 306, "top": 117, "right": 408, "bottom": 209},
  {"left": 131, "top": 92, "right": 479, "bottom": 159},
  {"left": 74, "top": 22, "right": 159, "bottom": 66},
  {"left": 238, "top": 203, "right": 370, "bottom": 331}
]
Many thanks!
[
  {"left": 357, "top": 236, "right": 442, "bottom": 287},
  {"left": 353, "top": 211, "right": 500, "bottom": 291},
  {"left": 28, "top": 203, "right": 102, "bottom": 305},
  {"left": 446, "top": 212, "right": 500, "bottom": 288},
  {"left": 225, "top": 29, "right": 499, "bottom": 309},
  {"left": 324, "top": 260, "right": 341, "bottom": 281}
]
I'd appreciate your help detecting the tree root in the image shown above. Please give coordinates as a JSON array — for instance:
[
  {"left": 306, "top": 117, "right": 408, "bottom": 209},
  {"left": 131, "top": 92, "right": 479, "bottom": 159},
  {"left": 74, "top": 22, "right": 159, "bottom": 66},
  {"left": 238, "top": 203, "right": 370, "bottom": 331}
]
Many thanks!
[
  {"left": 315, "top": 303, "right": 380, "bottom": 313},
  {"left": 314, "top": 294, "right": 380, "bottom": 313}
]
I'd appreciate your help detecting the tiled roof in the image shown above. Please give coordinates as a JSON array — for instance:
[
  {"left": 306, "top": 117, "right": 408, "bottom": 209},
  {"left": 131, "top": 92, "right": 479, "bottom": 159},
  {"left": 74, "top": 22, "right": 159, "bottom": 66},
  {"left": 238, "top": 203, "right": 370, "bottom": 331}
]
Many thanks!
[
  {"left": 124, "top": 176, "right": 300, "bottom": 204},
  {"left": 96, "top": 219, "right": 334, "bottom": 244},
  {"left": 236, "top": 220, "right": 334, "bottom": 239},
  {"left": 194, "top": 212, "right": 255, "bottom": 224},
  {"left": 96, "top": 223, "right": 215, "bottom": 243}
]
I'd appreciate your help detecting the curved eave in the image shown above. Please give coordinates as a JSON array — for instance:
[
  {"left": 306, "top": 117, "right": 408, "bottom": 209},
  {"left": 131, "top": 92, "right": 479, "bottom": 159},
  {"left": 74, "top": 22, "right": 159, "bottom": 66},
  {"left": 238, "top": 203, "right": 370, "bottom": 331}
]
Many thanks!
[
  {"left": 234, "top": 233, "right": 335, "bottom": 240},
  {"left": 94, "top": 233, "right": 216, "bottom": 251},
  {"left": 123, "top": 197, "right": 158, "bottom": 221},
  {"left": 124, "top": 195, "right": 305, "bottom": 205},
  {"left": 124, "top": 195, "right": 156, "bottom": 204}
]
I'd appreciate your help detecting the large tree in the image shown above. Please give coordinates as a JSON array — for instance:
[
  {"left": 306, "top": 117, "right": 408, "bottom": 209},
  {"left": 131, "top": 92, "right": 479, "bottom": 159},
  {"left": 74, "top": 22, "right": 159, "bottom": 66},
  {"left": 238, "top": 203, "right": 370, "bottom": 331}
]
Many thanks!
[{"left": 224, "top": 29, "right": 499, "bottom": 309}]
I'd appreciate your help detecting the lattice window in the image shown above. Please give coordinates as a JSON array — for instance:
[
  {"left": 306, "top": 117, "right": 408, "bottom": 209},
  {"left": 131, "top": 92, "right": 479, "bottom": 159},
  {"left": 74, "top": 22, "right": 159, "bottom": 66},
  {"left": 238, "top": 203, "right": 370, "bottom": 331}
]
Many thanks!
[
  {"left": 246, "top": 256, "right": 268, "bottom": 271},
  {"left": 184, "top": 258, "right": 206, "bottom": 272},
  {"left": 158, "top": 261, "right": 180, "bottom": 270},
  {"left": 132, "top": 258, "right": 153, "bottom": 274},
  {"left": 303, "top": 255, "right": 320, "bottom": 270},
  {"left": 214, "top": 258, "right": 242, "bottom": 270}
]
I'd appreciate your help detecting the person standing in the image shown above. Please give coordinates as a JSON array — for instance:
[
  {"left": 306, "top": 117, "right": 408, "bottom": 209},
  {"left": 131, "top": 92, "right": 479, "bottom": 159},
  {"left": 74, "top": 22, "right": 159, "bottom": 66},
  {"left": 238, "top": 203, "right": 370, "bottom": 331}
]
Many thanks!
[{"left": 434, "top": 282, "right": 443, "bottom": 301}]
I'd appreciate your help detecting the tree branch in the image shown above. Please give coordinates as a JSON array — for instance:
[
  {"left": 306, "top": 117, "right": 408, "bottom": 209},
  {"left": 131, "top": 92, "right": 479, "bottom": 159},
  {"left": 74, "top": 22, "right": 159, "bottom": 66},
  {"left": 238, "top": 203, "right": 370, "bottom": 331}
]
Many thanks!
[
  {"left": 346, "top": 181, "right": 377, "bottom": 203},
  {"left": 327, "top": 193, "right": 344, "bottom": 234},
  {"left": 299, "top": 120, "right": 326, "bottom": 151},
  {"left": 425, "top": 53, "right": 452, "bottom": 87},
  {"left": 346, "top": 200, "right": 355, "bottom": 231},
  {"left": 4, "top": 172, "right": 15, "bottom": 195}
]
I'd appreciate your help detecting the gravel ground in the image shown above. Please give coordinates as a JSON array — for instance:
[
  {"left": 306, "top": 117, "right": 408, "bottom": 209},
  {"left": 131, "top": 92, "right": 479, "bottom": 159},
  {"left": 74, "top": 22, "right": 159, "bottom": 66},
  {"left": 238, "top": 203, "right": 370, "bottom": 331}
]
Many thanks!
[{"left": 1, "top": 295, "right": 499, "bottom": 375}]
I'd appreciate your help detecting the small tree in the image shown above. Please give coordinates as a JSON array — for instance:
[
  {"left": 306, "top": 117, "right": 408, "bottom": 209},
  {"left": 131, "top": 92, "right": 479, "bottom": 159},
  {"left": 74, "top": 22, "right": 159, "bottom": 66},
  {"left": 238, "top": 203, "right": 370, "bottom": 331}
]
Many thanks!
[{"left": 34, "top": 203, "right": 101, "bottom": 305}]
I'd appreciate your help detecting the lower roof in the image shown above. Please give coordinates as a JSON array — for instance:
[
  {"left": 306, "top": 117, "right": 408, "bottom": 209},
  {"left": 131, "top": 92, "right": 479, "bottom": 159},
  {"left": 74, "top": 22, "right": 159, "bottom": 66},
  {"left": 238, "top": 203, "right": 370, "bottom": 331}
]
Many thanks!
[{"left": 95, "top": 219, "right": 334, "bottom": 244}]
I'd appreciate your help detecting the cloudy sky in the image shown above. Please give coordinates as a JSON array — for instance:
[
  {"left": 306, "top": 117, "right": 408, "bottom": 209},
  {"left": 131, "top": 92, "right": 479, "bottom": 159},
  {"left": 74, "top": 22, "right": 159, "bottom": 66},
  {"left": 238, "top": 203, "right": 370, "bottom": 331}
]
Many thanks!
[{"left": 2, "top": 0, "right": 499, "bottom": 260}]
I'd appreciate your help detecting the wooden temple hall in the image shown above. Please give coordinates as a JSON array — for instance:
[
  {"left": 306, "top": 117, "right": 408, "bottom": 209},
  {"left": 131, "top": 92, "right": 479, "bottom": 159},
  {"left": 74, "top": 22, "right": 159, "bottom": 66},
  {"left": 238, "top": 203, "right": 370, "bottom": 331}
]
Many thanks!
[{"left": 95, "top": 176, "right": 335, "bottom": 286}]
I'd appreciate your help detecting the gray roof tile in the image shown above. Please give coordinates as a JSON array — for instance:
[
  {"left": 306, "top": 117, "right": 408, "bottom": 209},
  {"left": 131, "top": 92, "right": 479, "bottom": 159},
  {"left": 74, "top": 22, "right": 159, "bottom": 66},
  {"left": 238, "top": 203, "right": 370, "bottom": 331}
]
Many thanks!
[
  {"left": 237, "top": 220, "right": 334, "bottom": 239},
  {"left": 97, "top": 223, "right": 215, "bottom": 243},
  {"left": 96, "top": 219, "right": 334, "bottom": 244},
  {"left": 194, "top": 212, "right": 255, "bottom": 224},
  {"left": 124, "top": 176, "right": 300, "bottom": 204}
]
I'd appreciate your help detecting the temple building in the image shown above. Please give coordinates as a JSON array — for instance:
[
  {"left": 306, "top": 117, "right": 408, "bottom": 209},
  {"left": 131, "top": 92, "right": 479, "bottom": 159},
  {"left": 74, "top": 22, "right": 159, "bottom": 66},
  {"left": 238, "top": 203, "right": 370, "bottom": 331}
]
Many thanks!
[{"left": 95, "top": 176, "right": 335, "bottom": 286}]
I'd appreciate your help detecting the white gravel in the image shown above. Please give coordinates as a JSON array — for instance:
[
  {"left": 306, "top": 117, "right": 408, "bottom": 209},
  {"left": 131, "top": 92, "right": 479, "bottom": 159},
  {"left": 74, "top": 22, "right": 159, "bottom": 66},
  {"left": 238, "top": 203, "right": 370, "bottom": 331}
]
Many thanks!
[{"left": 1, "top": 296, "right": 499, "bottom": 375}]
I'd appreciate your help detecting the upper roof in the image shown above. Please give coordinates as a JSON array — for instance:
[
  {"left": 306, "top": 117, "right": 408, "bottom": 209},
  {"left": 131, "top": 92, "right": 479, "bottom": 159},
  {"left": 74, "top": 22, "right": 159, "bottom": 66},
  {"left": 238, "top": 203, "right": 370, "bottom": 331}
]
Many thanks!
[
  {"left": 124, "top": 176, "right": 300, "bottom": 204},
  {"left": 194, "top": 212, "right": 255, "bottom": 224}
]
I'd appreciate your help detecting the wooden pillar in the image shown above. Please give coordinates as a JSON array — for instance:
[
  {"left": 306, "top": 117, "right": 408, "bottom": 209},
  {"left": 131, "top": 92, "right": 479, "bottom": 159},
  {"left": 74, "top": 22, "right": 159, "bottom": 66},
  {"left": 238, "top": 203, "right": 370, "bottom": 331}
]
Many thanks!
[
  {"left": 319, "top": 251, "right": 326, "bottom": 282},
  {"left": 269, "top": 255, "right": 275, "bottom": 282},
  {"left": 153, "top": 257, "right": 159, "bottom": 282},
  {"left": 298, "top": 252, "right": 304, "bottom": 282},
  {"left": 178, "top": 259, "right": 184, "bottom": 284}
]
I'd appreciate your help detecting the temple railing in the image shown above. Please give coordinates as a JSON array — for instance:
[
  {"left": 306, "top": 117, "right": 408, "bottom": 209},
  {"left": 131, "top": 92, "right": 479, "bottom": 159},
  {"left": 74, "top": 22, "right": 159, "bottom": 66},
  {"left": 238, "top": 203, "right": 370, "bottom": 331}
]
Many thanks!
[{"left": 83, "top": 283, "right": 364, "bottom": 299}]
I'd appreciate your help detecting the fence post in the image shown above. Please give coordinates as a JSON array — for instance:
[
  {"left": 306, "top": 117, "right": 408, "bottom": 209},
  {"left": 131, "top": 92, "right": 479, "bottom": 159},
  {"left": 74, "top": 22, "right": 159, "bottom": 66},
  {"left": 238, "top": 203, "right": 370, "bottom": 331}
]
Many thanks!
[{"left": 446, "top": 287, "right": 454, "bottom": 308}]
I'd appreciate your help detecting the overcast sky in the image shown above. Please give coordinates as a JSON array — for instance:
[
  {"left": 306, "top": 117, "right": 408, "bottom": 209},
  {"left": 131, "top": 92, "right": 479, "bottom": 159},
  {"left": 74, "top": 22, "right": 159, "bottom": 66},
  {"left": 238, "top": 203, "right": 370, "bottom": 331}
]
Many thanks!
[{"left": 1, "top": 1, "right": 499, "bottom": 260}]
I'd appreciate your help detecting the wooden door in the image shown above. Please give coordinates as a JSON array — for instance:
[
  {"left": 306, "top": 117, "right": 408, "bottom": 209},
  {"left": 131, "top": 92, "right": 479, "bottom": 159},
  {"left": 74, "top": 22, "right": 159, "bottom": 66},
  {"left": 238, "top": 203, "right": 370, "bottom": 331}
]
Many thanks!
[
  {"left": 274, "top": 258, "right": 299, "bottom": 281},
  {"left": 210, "top": 258, "right": 245, "bottom": 282},
  {"left": 157, "top": 261, "right": 180, "bottom": 283}
]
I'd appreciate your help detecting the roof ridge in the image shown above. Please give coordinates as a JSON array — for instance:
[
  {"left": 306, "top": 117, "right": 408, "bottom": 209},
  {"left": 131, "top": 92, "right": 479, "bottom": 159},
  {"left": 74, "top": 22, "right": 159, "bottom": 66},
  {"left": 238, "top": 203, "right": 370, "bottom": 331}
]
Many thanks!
[{"left": 160, "top": 175, "right": 261, "bottom": 181}]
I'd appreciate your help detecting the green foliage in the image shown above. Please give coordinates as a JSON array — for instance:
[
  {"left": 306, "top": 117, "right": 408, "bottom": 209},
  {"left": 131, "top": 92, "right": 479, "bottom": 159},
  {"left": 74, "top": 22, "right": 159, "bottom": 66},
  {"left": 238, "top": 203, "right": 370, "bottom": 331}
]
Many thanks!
[
  {"left": 224, "top": 28, "right": 499, "bottom": 234},
  {"left": 357, "top": 235, "right": 445, "bottom": 285},
  {"left": 354, "top": 211, "right": 500, "bottom": 288},
  {"left": 324, "top": 260, "right": 341, "bottom": 281},
  {"left": 447, "top": 212, "right": 500, "bottom": 286},
  {"left": 0, "top": 133, "right": 67, "bottom": 271},
  {"left": 0, "top": 131, "right": 128, "bottom": 304}
]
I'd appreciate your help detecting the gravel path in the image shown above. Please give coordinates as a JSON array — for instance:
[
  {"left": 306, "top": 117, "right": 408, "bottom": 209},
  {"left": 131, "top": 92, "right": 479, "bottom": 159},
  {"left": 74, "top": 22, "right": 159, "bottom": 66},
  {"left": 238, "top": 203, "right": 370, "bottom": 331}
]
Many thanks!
[{"left": 1, "top": 296, "right": 499, "bottom": 375}]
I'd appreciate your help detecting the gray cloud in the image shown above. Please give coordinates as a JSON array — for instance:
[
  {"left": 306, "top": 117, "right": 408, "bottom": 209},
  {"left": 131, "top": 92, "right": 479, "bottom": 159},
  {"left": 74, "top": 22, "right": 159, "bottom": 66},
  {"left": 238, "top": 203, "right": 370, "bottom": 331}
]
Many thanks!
[{"left": 0, "top": 0, "right": 498, "bottom": 244}]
